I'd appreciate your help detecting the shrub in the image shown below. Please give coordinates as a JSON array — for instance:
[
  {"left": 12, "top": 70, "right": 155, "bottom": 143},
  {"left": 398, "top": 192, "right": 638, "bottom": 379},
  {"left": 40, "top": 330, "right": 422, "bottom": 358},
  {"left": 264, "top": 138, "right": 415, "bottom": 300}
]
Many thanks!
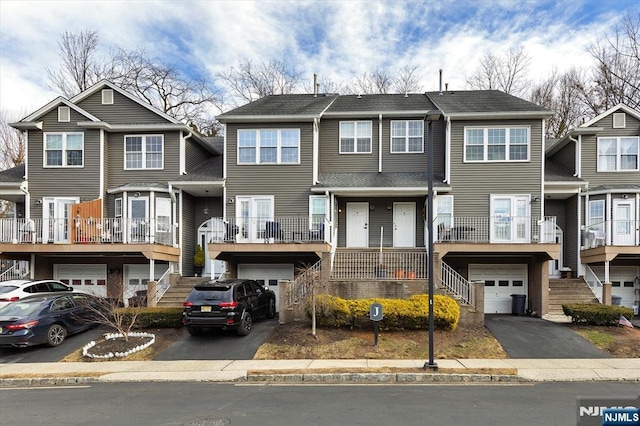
[
  {"left": 308, "top": 294, "right": 460, "bottom": 331},
  {"left": 562, "top": 303, "right": 634, "bottom": 326},
  {"left": 112, "top": 307, "right": 184, "bottom": 329}
]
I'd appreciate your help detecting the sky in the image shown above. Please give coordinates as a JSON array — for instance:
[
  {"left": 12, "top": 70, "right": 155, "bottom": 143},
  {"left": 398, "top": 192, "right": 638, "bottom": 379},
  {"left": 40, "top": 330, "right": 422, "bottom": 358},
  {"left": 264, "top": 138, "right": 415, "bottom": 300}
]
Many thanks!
[{"left": 1, "top": 0, "right": 639, "bottom": 119}]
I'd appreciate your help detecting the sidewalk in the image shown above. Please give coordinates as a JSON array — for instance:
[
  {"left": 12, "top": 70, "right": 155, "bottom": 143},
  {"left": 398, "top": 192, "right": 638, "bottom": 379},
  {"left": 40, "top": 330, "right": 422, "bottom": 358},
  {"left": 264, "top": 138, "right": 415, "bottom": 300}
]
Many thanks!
[{"left": 1, "top": 358, "right": 639, "bottom": 386}]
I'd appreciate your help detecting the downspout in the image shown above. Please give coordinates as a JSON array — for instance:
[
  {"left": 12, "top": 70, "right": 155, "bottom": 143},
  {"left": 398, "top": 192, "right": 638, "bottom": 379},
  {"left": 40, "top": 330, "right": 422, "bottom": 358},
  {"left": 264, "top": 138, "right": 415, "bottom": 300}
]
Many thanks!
[
  {"left": 378, "top": 113, "right": 383, "bottom": 173},
  {"left": 569, "top": 135, "right": 579, "bottom": 177},
  {"left": 99, "top": 129, "right": 105, "bottom": 200},
  {"left": 541, "top": 119, "right": 546, "bottom": 216},
  {"left": 181, "top": 131, "right": 192, "bottom": 175},
  {"left": 313, "top": 118, "right": 319, "bottom": 183},
  {"left": 445, "top": 116, "right": 451, "bottom": 184},
  {"left": 222, "top": 124, "right": 227, "bottom": 218}
]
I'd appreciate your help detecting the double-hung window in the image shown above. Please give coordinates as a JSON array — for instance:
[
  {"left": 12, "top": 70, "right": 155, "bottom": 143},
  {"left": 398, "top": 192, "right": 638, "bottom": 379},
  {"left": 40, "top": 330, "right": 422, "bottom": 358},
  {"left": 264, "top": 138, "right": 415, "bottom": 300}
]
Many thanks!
[
  {"left": 464, "top": 127, "right": 530, "bottom": 162},
  {"left": 340, "top": 121, "right": 372, "bottom": 153},
  {"left": 597, "top": 137, "right": 639, "bottom": 171},
  {"left": 44, "top": 133, "right": 84, "bottom": 167},
  {"left": 237, "top": 129, "right": 300, "bottom": 164},
  {"left": 125, "top": 135, "right": 164, "bottom": 169},
  {"left": 391, "top": 120, "right": 423, "bottom": 153}
]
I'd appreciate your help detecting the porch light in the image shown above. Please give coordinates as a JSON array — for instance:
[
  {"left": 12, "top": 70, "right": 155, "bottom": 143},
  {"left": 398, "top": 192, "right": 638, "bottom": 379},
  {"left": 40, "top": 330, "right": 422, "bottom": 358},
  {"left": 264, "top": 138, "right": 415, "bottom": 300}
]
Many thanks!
[{"left": 203, "top": 190, "right": 210, "bottom": 215}]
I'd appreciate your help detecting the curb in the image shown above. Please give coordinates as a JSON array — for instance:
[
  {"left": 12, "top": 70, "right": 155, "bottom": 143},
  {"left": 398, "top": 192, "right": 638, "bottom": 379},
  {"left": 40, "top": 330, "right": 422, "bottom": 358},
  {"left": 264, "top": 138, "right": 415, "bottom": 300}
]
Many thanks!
[{"left": 246, "top": 372, "right": 524, "bottom": 383}]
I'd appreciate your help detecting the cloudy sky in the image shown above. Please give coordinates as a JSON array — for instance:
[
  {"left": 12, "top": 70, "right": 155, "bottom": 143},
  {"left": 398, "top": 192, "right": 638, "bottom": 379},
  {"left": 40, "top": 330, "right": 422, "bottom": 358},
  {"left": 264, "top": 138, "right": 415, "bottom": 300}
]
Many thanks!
[{"left": 1, "top": 0, "right": 639, "bottom": 118}]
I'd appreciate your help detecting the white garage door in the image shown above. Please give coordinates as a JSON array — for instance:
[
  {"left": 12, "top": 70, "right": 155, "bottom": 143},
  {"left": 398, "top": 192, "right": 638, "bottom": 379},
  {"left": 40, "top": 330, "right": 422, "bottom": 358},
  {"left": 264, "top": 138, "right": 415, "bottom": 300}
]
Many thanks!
[
  {"left": 469, "top": 264, "right": 528, "bottom": 314},
  {"left": 592, "top": 266, "right": 639, "bottom": 310},
  {"left": 238, "top": 264, "right": 294, "bottom": 313},
  {"left": 56, "top": 264, "right": 107, "bottom": 297}
]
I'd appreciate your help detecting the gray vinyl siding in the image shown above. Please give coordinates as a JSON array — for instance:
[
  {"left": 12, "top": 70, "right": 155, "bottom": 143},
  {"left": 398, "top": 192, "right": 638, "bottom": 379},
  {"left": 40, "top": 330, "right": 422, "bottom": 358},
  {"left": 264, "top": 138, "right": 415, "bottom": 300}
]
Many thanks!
[
  {"left": 564, "top": 195, "right": 579, "bottom": 272},
  {"left": 579, "top": 113, "right": 640, "bottom": 185},
  {"left": 106, "top": 131, "right": 181, "bottom": 188},
  {"left": 448, "top": 119, "right": 544, "bottom": 218},
  {"left": 77, "top": 90, "right": 168, "bottom": 124},
  {"left": 319, "top": 118, "right": 380, "bottom": 172},
  {"left": 336, "top": 196, "right": 425, "bottom": 248},
  {"left": 182, "top": 192, "right": 196, "bottom": 275},
  {"left": 225, "top": 122, "right": 314, "bottom": 216},
  {"left": 185, "top": 137, "right": 212, "bottom": 172},
  {"left": 550, "top": 141, "right": 576, "bottom": 171},
  {"left": 383, "top": 118, "right": 445, "bottom": 173},
  {"left": 27, "top": 108, "right": 102, "bottom": 218}
]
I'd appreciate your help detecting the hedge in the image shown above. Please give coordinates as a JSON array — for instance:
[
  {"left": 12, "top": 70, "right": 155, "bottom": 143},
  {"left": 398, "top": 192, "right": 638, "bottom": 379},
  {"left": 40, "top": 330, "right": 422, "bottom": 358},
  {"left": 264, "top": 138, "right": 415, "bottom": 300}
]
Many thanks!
[
  {"left": 308, "top": 294, "right": 460, "bottom": 331},
  {"left": 112, "top": 307, "right": 184, "bottom": 328},
  {"left": 562, "top": 303, "right": 634, "bottom": 326}
]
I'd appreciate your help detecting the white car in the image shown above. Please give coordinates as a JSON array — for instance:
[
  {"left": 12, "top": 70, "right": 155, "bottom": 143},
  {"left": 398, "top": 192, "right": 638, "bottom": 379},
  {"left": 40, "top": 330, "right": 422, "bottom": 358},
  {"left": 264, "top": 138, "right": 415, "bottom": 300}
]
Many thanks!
[{"left": 0, "top": 279, "right": 74, "bottom": 308}]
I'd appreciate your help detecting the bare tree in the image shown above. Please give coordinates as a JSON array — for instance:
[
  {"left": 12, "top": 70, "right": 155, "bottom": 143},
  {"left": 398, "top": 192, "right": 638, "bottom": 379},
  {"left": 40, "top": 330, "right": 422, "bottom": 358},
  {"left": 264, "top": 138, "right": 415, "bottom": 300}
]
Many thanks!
[
  {"left": 392, "top": 65, "right": 423, "bottom": 94},
  {"left": 346, "top": 68, "right": 395, "bottom": 94},
  {"left": 465, "top": 46, "right": 531, "bottom": 96},
  {"left": 303, "top": 75, "right": 345, "bottom": 95},
  {"left": 585, "top": 11, "right": 640, "bottom": 112},
  {"left": 217, "top": 58, "right": 303, "bottom": 105},
  {"left": 0, "top": 110, "right": 26, "bottom": 171}
]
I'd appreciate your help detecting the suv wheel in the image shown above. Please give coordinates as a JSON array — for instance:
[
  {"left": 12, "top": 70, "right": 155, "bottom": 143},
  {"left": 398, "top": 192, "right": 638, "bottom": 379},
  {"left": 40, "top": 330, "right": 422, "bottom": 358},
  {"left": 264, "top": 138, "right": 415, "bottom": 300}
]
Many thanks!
[
  {"left": 266, "top": 298, "right": 275, "bottom": 319},
  {"left": 236, "top": 311, "right": 252, "bottom": 336},
  {"left": 187, "top": 326, "right": 203, "bottom": 336}
]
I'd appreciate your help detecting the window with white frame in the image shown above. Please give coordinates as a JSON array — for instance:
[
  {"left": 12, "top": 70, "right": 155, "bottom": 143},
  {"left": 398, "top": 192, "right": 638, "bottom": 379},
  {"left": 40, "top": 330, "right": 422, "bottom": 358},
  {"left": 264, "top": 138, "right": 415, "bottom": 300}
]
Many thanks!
[
  {"left": 391, "top": 120, "right": 423, "bottom": 153},
  {"left": 464, "top": 127, "right": 530, "bottom": 162},
  {"left": 44, "top": 133, "right": 84, "bottom": 167},
  {"left": 588, "top": 200, "right": 605, "bottom": 231},
  {"left": 156, "top": 198, "right": 171, "bottom": 232},
  {"left": 125, "top": 135, "right": 163, "bottom": 169},
  {"left": 597, "top": 137, "right": 639, "bottom": 171},
  {"left": 58, "top": 106, "right": 70, "bottom": 122},
  {"left": 435, "top": 195, "right": 454, "bottom": 228},
  {"left": 340, "top": 121, "right": 372, "bottom": 153},
  {"left": 309, "top": 196, "right": 328, "bottom": 229},
  {"left": 237, "top": 129, "right": 300, "bottom": 164},
  {"left": 115, "top": 198, "right": 122, "bottom": 218}
]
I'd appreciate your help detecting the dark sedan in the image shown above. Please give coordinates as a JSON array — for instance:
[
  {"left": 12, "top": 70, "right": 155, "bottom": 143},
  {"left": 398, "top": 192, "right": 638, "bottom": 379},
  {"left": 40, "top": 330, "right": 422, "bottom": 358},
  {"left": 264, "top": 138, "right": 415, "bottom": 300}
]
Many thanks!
[
  {"left": 0, "top": 293, "right": 103, "bottom": 347},
  {"left": 182, "top": 279, "right": 276, "bottom": 336}
]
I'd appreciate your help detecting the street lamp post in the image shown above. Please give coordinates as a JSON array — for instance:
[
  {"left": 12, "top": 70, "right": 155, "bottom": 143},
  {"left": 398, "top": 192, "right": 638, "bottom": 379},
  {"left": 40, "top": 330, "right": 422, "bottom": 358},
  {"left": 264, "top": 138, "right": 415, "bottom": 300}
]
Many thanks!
[{"left": 424, "top": 116, "right": 438, "bottom": 370}]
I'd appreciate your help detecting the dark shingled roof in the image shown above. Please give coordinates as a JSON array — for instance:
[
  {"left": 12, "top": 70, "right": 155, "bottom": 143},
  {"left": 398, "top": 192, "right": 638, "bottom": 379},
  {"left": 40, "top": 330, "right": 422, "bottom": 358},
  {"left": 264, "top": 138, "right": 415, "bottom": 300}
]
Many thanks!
[
  {"left": 204, "top": 136, "right": 224, "bottom": 154},
  {"left": 0, "top": 164, "right": 25, "bottom": 183},
  {"left": 173, "top": 156, "right": 223, "bottom": 182},
  {"left": 217, "top": 94, "right": 338, "bottom": 118},
  {"left": 326, "top": 94, "right": 437, "bottom": 113},
  {"left": 426, "top": 90, "right": 551, "bottom": 115},
  {"left": 314, "top": 172, "right": 447, "bottom": 189},
  {"left": 545, "top": 161, "right": 584, "bottom": 182}
]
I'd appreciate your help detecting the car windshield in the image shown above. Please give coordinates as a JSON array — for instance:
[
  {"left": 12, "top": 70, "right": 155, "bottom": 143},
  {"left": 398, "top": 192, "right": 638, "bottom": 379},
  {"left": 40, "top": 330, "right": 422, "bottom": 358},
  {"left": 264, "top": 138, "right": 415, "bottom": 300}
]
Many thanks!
[
  {"left": 190, "top": 286, "right": 233, "bottom": 302},
  {"left": 0, "top": 301, "right": 45, "bottom": 317},
  {"left": 0, "top": 285, "right": 19, "bottom": 294}
]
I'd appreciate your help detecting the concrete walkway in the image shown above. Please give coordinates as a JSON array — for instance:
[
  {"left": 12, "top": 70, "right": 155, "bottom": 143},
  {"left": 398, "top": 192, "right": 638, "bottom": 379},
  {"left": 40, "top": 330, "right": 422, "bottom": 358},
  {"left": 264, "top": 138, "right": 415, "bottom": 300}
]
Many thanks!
[{"left": 1, "top": 358, "right": 639, "bottom": 386}]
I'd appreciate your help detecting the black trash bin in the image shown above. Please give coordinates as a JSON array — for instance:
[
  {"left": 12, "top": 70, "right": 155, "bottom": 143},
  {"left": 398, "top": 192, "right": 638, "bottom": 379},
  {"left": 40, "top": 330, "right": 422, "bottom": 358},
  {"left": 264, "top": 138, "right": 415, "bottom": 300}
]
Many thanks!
[
  {"left": 511, "top": 294, "right": 526, "bottom": 315},
  {"left": 611, "top": 295, "right": 622, "bottom": 306}
]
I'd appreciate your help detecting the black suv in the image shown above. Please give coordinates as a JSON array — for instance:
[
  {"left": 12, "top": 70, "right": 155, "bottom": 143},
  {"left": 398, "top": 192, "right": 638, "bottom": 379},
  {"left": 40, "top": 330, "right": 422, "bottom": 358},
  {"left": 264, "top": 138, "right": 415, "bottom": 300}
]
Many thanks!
[{"left": 182, "top": 279, "right": 276, "bottom": 336}]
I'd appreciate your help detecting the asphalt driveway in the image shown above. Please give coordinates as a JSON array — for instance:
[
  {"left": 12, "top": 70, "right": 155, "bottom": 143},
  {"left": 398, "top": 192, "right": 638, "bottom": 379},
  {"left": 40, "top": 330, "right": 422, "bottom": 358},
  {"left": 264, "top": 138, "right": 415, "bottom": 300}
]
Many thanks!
[{"left": 484, "top": 315, "right": 611, "bottom": 359}]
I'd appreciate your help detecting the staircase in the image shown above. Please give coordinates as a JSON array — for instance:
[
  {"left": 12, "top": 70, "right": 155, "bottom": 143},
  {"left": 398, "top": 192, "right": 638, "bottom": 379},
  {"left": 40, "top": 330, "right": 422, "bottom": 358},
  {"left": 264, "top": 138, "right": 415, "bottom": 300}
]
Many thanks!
[
  {"left": 156, "top": 276, "right": 206, "bottom": 307},
  {"left": 547, "top": 278, "right": 600, "bottom": 316}
]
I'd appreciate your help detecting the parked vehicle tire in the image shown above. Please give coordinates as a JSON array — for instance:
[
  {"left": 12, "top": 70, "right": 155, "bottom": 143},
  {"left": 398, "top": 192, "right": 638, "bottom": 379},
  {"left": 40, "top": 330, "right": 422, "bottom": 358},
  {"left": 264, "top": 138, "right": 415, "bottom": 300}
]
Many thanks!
[
  {"left": 187, "top": 326, "right": 203, "bottom": 336},
  {"left": 46, "top": 324, "right": 67, "bottom": 347},
  {"left": 236, "top": 311, "right": 252, "bottom": 336},
  {"left": 266, "top": 298, "right": 276, "bottom": 319}
]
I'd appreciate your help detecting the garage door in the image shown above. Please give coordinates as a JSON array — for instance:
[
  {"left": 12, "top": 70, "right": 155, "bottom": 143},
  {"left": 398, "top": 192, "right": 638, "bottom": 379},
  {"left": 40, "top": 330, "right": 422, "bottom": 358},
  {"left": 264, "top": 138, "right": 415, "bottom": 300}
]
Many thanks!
[
  {"left": 592, "top": 266, "right": 639, "bottom": 310},
  {"left": 124, "top": 264, "right": 169, "bottom": 305},
  {"left": 469, "top": 264, "right": 528, "bottom": 314},
  {"left": 56, "top": 264, "right": 107, "bottom": 297},
  {"left": 238, "top": 264, "right": 294, "bottom": 313}
]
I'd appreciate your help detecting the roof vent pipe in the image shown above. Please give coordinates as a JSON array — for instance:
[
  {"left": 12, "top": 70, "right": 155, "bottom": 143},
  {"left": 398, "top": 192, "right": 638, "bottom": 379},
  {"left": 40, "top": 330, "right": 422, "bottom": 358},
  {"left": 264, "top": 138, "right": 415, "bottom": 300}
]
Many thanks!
[
  {"left": 445, "top": 83, "right": 448, "bottom": 91},
  {"left": 439, "top": 69, "right": 443, "bottom": 95},
  {"left": 313, "top": 73, "right": 318, "bottom": 97}
]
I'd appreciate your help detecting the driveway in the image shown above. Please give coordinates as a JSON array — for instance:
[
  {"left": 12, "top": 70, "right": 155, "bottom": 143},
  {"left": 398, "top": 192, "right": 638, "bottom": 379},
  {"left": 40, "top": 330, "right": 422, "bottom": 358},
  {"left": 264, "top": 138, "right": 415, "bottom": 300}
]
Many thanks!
[
  {"left": 484, "top": 315, "right": 611, "bottom": 359},
  {"left": 155, "top": 317, "right": 277, "bottom": 360}
]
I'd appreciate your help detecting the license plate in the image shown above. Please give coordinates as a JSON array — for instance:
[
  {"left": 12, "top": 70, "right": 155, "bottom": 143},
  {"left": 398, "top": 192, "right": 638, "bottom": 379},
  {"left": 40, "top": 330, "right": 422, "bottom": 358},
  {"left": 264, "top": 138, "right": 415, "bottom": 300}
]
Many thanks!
[{"left": 201, "top": 306, "right": 211, "bottom": 312}]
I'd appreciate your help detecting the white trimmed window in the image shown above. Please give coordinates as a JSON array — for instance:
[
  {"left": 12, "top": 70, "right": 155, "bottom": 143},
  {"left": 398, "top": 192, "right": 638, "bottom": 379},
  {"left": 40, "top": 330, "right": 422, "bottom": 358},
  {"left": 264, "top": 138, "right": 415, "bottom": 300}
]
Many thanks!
[
  {"left": 155, "top": 198, "right": 171, "bottom": 232},
  {"left": 44, "top": 133, "right": 84, "bottom": 167},
  {"left": 115, "top": 198, "right": 123, "bottom": 218},
  {"left": 340, "top": 121, "right": 372, "bottom": 153},
  {"left": 237, "top": 129, "right": 299, "bottom": 164},
  {"left": 309, "top": 195, "right": 328, "bottom": 228},
  {"left": 588, "top": 200, "right": 605, "bottom": 231},
  {"left": 125, "top": 135, "right": 164, "bottom": 169},
  {"left": 597, "top": 137, "right": 639, "bottom": 172},
  {"left": 391, "top": 120, "right": 424, "bottom": 153},
  {"left": 464, "top": 127, "right": 530, "bottom": 162},
  {"left": 435, "top": 195, "right": 454, "bottom": 228},
  {"left": 58, "top": 106, "right": 70, "bottom": 122},
  {"left": 102, "top": 89, "right": 114, "bottom": 105}
]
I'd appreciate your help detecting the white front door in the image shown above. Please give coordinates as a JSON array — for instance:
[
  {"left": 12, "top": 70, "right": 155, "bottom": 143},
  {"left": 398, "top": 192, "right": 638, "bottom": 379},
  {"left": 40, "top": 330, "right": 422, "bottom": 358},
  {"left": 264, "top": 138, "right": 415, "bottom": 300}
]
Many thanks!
[
  {"left": 613, "top": 200, "right": 636, "bottom": 245},
  {"left": 236, "top": 196, "right": 274, "bottom": 243},
  {"left": 469, "top": 264, "right": 528, "bottom": 314},
  {"left": 490, "top": 195, "right": 530, "bottom": 243},
  {"left": 346, "top": 202, "right": 369, "bottom": 247},
  {"left": 128, "top": 197, "right": 149, "bottom": 242},
  {"left": 197, "top": 219, "right": 226, "bottom": 278},
  {"left": 393, "top": 202, "right": 415, "bottom": 247},
  {"left": 43, "top": 197, "right": 79, "bottom": 243}
]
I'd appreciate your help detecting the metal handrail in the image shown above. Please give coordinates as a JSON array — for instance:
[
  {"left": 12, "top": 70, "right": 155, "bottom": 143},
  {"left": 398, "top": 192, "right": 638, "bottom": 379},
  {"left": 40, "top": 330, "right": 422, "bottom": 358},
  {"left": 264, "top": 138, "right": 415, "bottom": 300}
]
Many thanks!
[
  {"left": 0, "top": 260, "right": 29, "bottom": 281},
  {"left": 331, "top": 250, "right": 427, "bottom": 280},
  {"left": 206, "top": 216, "right": 329, "bottom": 244},
  {"left": 435, "top": 216, "right": 557, "bottom": 243},
  {"left": 287, "top": 260, "right": 322, "bottom": 307},
  {"left": 584, "top": 265, "right": 603, "bottom": 303},
  {"left": 440, "top": 261, "right": 472, "bottom": 305},
  {"left": 154, "top": 266, "right": 174, "bottom": 303}
]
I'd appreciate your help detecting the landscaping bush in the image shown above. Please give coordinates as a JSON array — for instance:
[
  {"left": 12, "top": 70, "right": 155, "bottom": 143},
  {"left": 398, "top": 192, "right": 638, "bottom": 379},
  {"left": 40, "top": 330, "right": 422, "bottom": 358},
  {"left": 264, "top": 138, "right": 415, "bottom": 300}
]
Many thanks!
[
  {"left": 308, "top": 294, "right": 460, "bottom": 331},
  {"left": 562, "top": 303, "right": 634, "bottom": 326},
  {"left": 112, "top": 307, "right": 184, "bottom": 329}
]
